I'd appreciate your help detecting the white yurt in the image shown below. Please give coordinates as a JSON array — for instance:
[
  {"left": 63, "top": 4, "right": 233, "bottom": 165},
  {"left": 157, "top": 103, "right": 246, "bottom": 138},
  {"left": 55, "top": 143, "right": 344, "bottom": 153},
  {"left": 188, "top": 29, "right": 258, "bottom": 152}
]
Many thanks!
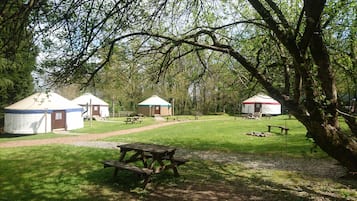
[
  {"left": 72, "top": 93, "right": 109, "bottom": 119},
  {"left": 4, "top": 92, "right": 84, "bottom": 134},
  {"left": 242, "top": 93, "right": 281, "bottom": 115},
  {"left": 138, "top": 95, "right": 172, "bottom": 116}
]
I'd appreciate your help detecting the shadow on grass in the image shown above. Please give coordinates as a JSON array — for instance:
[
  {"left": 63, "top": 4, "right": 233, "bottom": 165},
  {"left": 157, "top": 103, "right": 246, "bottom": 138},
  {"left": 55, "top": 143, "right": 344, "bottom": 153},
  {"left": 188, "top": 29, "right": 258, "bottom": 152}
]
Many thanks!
[
  {"left": 86, "top": 159, "right": 353, "bottom": 201},
  {"left": 0, "top": 133, "right": 35, "bottom": 138},
  {"left": 1, "top": 145, "right": 355, "bottom": 201}
]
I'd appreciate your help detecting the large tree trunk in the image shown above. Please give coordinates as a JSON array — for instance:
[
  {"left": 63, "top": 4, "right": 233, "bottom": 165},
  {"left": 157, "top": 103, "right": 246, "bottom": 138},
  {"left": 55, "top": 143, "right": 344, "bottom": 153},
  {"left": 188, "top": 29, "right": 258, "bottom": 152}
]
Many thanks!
[
  {"left": 247, "top": 0, "right": 357, "bottom": 172},
  {"left": 293, "top": 112, "right": 357, "bottom": 172}
]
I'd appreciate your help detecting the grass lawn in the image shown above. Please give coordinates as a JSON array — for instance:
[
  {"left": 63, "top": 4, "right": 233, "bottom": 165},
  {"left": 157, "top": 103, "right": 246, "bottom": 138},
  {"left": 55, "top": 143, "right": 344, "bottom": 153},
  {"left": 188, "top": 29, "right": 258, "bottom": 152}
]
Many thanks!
[
  {"left": 105, "top": 115, "right": 326, "bottom": 158},
  {"left": 0, "top": 115, "right": 356, "bottom": 200}
]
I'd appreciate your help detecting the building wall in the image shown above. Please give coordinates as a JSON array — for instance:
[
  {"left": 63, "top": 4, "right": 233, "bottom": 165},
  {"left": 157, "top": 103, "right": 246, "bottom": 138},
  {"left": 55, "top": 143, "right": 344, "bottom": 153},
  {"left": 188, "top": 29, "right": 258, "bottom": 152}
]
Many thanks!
[
  {"left": 4, "top": 113, "right": 52, "bottom": 134},
  {"left": 138, "top": 106, "right": 151, "bottom": 116},
  {"left": 81, "top": 104, "right": 109, "bottom": 118},
  {"left": 66, "top": 111, "right": 84, "bottom": 130},
  {"left": 242, "top": 104, "right": 281, "bottom": 115},
  {"left": 4, "top": 110, "right": 84, "bottom": 134},
  {"left": 137, "top": 106, "right": 172, "bottom": 116}
]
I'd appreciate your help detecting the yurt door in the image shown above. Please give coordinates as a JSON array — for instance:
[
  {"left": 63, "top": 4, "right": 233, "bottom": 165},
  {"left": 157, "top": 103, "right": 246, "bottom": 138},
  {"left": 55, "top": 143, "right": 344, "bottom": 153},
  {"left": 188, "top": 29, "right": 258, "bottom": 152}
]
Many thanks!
[
  {"left": 154, "top": 105, "right": 161, "bottom": 114},
  {"left": 92, "top": 105, "right": 100, "bottom": 116},
  {"left": 51, "top": 110, "right": 66, "bottom": 130},
  {"left": 254, "top": 103, "right": 262, "bottom": 112}
]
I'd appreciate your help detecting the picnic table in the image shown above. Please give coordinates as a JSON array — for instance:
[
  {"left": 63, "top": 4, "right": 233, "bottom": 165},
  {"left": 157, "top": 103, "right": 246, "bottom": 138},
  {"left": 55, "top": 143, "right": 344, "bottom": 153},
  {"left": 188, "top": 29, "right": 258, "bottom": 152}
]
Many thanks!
[
  {"left": 124, "top": 116, "right": 142, "bottom": 124},
  {"left": 102, "top": 142, "right": 188, "bottom": 187}
]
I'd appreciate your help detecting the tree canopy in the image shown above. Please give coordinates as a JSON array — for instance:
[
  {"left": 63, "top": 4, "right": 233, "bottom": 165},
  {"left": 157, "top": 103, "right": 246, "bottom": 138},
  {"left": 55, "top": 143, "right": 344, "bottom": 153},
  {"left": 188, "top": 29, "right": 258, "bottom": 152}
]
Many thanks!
[{"left": 0, "top": 1, "right": 37, "bottom": 125}]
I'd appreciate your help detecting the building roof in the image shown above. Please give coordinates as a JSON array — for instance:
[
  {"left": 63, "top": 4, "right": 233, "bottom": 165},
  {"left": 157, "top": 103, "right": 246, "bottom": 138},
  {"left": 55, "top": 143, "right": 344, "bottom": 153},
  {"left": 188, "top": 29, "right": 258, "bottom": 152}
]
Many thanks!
[
  {"left": 5, "top": 92, "right": 82, "bottom": 111},
  {"left": 72, "top": 93, "right": 109, "bottom": 106},
  {"left": 138, "top": 95, "right": 171, "bottom": 106},
  {"left": 242, "top": 94, "right": 280, "bottom": 105}
]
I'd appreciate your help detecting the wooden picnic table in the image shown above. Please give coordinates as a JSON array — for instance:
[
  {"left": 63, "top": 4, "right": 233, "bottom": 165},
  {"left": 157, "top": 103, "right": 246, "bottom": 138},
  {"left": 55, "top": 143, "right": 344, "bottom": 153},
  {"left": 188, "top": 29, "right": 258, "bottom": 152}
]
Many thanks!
[
  {"left": 124, "top": 116, "right": 142, "bottom": 124},
  {"left": 102, "top": 142, "right": 188, "bottom": 187}
]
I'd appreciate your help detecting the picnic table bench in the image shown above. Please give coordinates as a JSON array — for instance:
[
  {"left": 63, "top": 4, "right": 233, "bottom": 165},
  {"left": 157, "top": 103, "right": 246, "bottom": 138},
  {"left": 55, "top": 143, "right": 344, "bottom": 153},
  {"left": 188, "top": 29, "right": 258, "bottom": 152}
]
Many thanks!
[
  {"left": 102, "top": 142, "right": 188, "bottom": 187},
  {"left": 124, "top": 116, "right": 142, "bottom": 124},
  {"left": 102, "top": 160, "right": 153, "bottom": 185},
  {"left": 267, "top": 125, "right": 289, "bottom": 134}
]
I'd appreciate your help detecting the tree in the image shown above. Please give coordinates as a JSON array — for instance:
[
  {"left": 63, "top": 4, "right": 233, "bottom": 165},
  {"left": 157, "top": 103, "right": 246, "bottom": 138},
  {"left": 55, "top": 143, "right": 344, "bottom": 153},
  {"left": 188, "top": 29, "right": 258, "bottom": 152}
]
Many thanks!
[
  {"left": 5, "top": 0, "right": 357, "bottom": 172},
  {"left": 0, "top": 1, "right": 38, "bottom": 127}
]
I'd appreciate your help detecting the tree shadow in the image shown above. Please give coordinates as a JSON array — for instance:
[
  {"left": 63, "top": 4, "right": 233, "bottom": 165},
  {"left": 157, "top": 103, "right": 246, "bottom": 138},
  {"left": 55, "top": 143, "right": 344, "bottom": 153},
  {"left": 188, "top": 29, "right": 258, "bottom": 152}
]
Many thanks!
[{"left": 86, "top": 158, "right": 355, "bottom": 201}]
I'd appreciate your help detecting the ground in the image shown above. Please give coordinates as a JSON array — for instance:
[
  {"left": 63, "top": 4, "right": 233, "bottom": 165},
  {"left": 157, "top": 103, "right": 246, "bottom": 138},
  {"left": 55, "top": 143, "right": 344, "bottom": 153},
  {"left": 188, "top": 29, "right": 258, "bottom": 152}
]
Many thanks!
[{"left": 0, "top": 121, "right": 355, "bottom": 200}]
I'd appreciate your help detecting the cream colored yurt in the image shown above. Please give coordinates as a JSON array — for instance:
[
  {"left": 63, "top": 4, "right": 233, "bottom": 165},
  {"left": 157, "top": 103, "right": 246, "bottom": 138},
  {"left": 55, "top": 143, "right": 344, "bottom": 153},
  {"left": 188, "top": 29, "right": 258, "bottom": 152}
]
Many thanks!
[
  {"left": 138, "top": 95, "right": 172, "bottom": 116},
  {"left": 72, "top": 93, "right": 109, "bottom": 119},
  {"left": 4, "top": 92, "right": 84, "bottom": 134},
  {"left": 242, "top": 94, "right": 281, "bottom": 115}
]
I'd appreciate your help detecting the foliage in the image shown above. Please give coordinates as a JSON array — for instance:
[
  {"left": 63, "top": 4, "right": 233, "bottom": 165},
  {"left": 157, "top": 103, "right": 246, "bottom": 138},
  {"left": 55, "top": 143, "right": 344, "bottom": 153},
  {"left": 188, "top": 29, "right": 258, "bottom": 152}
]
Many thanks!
[{"left": 0, "top": 1, "right": 38, "bottom": 127}]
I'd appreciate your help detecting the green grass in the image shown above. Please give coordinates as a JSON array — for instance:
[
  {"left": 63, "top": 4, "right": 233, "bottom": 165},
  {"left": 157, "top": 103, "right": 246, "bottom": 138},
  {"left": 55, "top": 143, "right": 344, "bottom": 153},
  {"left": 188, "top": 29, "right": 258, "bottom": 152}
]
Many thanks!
[
  {"left": 105, "top": 115, "right": 326, "bottom": 158},
  {"left": 0, "top": 145, "right": 356, "bottom": 201},
  {"left": 0, "top": 117, "right": 156, "bottom": 142},
  {"left": 0, "top": 115, "right": 356, "bottom": 200},
  {"left": 0, "top": 133, "right": 63, "bottom": 142},
  {"left": 73, "top": 117, "right": 156, "bottom": 134}
]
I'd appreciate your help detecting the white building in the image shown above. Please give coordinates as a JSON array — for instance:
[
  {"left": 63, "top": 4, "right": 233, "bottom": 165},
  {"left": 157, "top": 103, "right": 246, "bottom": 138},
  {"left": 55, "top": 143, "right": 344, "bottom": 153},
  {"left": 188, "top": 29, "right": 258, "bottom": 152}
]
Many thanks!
[
  {"left": 4, "top": 92, "right": 83, "bottom": 134},
  {"left": 242, "top": 94, "right": 281, "bottom": 115},
  {"left": 72, "top": 93, "right": 110, "bottom": 118}
]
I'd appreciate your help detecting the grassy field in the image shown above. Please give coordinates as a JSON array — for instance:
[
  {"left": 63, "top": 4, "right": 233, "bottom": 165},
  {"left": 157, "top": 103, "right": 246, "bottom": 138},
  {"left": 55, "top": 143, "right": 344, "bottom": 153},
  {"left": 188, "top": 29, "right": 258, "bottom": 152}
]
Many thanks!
[
  {"left": 0, "top": 115, "right": 356, "bottom": 201},
  {"left": 105, "top": 115, "right": 325, "bottom": 158}
]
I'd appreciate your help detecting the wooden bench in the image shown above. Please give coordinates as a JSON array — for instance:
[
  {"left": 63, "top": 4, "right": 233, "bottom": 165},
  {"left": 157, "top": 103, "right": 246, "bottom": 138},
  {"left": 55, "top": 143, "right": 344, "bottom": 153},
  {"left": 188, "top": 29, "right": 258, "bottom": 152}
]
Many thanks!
[
  {"left": 103, "top": 160, "right": 153, "bottom": 175},
  {"left": 267, "top": 125, "right": 289, "bottom": 134}
]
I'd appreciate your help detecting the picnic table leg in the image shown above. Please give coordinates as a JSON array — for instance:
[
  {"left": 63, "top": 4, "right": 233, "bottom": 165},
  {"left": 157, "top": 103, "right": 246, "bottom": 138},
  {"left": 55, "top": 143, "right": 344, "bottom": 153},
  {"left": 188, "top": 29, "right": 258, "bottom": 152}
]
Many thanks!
[
  {"left": 268, "top": 125, "right": 271, "bottom": 132},
  {"left": 114, "top": 151, "right": 127, "bottom": 176},
  {"left": 140, "top": 152, "right": 148, "bottom": 168},
  {"left": 142, "top": 175, "right": 151, "bottom": 188},
  {"left": 172, "top": 165, "right": 179, "bottom": 177}
]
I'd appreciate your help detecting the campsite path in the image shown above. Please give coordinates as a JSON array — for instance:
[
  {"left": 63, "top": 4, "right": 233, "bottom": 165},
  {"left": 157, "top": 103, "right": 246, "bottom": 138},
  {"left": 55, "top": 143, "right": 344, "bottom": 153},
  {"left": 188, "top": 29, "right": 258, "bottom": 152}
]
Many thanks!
[{"left": 0, "top": 121, "right": 182, "bottom": 148}]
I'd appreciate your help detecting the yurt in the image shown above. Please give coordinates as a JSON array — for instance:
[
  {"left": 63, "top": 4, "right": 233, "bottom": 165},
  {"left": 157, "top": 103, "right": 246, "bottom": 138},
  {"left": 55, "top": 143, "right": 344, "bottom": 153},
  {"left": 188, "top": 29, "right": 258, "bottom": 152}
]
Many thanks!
[
  {"left": 72, "top": 93, "right": 110, "bottom": 119},
  {"left": 242, "top": 94, "right": 281, "bottom": 115},
  {"left": 138, "top": 95, "right": 172, "bottom": 116},
  {"left": 4, "top": 92, "right": 84, "bottom": 134}
]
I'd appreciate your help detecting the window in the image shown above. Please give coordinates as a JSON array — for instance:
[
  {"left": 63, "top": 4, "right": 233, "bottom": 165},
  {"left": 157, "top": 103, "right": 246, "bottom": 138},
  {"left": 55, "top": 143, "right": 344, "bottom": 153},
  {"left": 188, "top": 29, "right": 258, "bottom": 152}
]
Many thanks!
[
  {"left": 55, "top": 112, "right": 62, "bottom": 120},
  {"left": 94, "top": 106, "right": 98, "bottom": 111}
]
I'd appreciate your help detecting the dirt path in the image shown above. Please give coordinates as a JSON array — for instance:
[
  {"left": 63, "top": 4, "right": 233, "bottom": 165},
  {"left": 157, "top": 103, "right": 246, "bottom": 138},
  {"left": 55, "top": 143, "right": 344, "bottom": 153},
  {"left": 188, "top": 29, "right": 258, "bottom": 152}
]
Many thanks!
[{"left": 0, "top": 121, "right": 181, "bottom": 148}]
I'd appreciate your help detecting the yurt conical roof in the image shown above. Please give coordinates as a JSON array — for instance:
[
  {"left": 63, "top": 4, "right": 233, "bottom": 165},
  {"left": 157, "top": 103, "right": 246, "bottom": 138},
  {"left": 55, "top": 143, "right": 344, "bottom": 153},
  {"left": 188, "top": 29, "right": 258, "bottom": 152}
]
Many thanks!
[
  {"left": 5, "top": 92, "right": 81, "bottom": 111},
  {"left": 72, "top": 93, "right": 109, "bottom": 106},
  {"left": 138, "top": 95, "right": 171, "bottom": 106},
  {"left": 242, "top": 94, "right": 280, "bottom": 104}
]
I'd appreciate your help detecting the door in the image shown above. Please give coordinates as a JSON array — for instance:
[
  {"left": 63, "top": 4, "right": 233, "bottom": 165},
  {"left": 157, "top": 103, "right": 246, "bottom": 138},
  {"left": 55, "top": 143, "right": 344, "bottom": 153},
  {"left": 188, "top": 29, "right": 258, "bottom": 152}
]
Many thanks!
[
  {"left": 154, "top": 105, "right": 161, "bottom": 114},
  {"left": 92, "top": 105, "right": 100, "bottom": 116},
  {"left": 254, "top": 103, "right": 262, "bottom": 112},
  {"left": 51, "top": 110, "right": 66, "bottom": 130}
]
